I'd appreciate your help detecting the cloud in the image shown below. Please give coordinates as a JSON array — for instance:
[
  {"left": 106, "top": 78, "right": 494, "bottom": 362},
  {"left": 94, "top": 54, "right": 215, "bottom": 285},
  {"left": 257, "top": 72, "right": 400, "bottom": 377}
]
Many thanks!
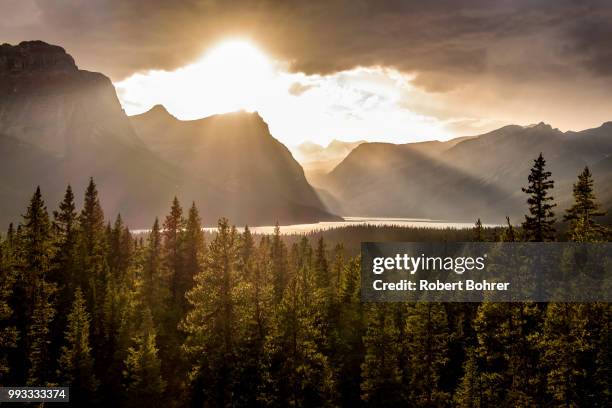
[
  {"left": 288, "top": 82, "right": 316, "bottom": 96},
  {"left": 2, "top": 1, "right": 609, "bottom": 83},
  {"left": 2, "top": 0, "right": 612, "bottom": 135}
]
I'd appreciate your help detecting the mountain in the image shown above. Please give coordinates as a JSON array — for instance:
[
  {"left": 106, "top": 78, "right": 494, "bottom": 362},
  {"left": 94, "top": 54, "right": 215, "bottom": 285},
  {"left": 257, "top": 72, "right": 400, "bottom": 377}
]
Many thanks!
[
  {"left": 295, "top": 139, "right": 365, "bottom": 185},
  {"left": 0, "top": 41, "right": 337, "bottom": 227},
  {"left": 322, "top": 123, "right": 612, "bottom": 222},
  {"left": 130, "top": 105, "right": 339, "bottom": 225},
  {"left": 0, "top": 41, "right": 182, "bottom": 228}
]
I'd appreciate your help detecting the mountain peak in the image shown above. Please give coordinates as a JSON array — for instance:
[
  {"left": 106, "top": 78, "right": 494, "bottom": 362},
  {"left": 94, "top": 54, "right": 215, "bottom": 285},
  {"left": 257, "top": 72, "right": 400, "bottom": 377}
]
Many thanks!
[
  {"left": 0, "top": 41, "right": 77, "bottom": 74},
  {"left": 526, "top": 121, "right": 552, "bottom": 130},
  {"left": 149, "top": 104, "right": 172, "bottom": 116}
]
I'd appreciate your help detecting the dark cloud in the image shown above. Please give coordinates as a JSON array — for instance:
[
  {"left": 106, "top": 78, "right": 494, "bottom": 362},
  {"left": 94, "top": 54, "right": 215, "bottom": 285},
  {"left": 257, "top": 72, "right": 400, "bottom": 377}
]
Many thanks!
[
  {"left": 1, "top": 0, "right": 610, "bottom": 84},
  {"left": 563, "top": 13, "right": 612, "bottom": 77}
]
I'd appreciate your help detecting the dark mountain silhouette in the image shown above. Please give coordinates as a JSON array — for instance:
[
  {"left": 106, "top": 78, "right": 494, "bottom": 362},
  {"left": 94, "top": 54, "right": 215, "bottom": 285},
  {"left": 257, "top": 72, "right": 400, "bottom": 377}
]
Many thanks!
[
  {"left": 0, "top": 41, "right": 337, "bottom": 227},
  {"left": 0, "top": 41, "right": 181, "bottom": 228},
  {"left": 130, "top": 105, "right": 339, "bottom": 225},
  {"left": 323, "top": 123, "right": 612, "bottom": 222}
]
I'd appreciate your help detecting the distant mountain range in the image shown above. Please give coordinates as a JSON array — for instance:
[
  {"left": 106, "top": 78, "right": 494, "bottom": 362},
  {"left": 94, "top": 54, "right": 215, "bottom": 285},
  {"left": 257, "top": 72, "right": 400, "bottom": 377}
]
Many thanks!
[
  {"left": 295, "top": 139, "right": 365, "bottom": 185},
  {"left": 319, "top": 123, "right": 612, "bottom": 223},
  {"left": 0, "top": 41, "right": 338, "bottom": 227},
  {"left": 2, "top": 40, "right": 611, "bottom": 228}
]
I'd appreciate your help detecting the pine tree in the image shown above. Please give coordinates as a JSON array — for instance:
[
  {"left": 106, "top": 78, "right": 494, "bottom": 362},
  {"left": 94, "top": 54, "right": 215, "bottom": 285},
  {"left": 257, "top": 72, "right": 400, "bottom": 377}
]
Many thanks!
[
  {"left": 522, "top": 153, "right": 556, "bottom": 241},
  {"left": 51, "top": 185, "right": 79, "bottom": 296},
  {"left": 0, "top": 233, "right": 18, "bottom": 381},
  {"left": 101, "top": 273, "right": 140, "bottom": 406},
  {"left": 501, "top": 216, "right": 517, "bottom": 242},
  {"left": 162, "top": 197, "right": 185, "bottom": 309},
  {"left": 361, "top": 303, "right": 405, "bottom": 406},
  {"left": 270, "top": 223, "right": 289, "bottom": 303},
  {"left": 314, "top": 236, "right": 329, "bottom": 289},
  {"left": 262, "top": 257, "right": 335, "bottom": 407},
  {"left": 58, "top": 288, "right": 97, "bottom": 402},
  {"left": 142, "top": 218, "right": 167, "bottom": 320},
  {"left": 473, "top": 218, "right": 484, "bottom": 242},
  {"left": 21, "top": 187, "right": 53, "bottom": 282},
  {"left": 234, "top": 226, "right": 273, "bottom": 406},
  {"left": 404, "top": 302, "right": 451, "bottom": 406},
  {"left": 330, "top": 243, "right": 345, "bottom": 296},
  {"left": 181, "top": 218, "right": 240, "bottom": 406},
  {"left": 27, "top": 279, "right": 57, "bottom": 385},
  {"left": 77, "top": 178, "right": 108, "bottom": 331},
  {"left": 239, "top": 225, "right": 254, "bottom": 276},
  {"left": 454, "top": 349, "right": 483, "bottom": 408},
  {"left": 108, "top": 214, "right": 133, "bottom": 282},
  {"left": 124, "top": 307, "right": 166, "bottom": 408},
  {"left": 539, "top": 303, "right": 589, "bottom": 406},
  {"left": 473, "top": 302, "right": 543, "bottom": 405},
  {"left": 17, "top": 187, "right": 58, "bottom": 385},
  {"left": 336, "top": 257, "right": 364, "bottom": 407},
  {"left": 564, "top": 166, "right": 607, "bottom": 241},
  {"left": 79, "top": 179, "right": 106, "bottom": 261},
  {"left": 180, "top": 202, "right": 204, "bottom": 313}
]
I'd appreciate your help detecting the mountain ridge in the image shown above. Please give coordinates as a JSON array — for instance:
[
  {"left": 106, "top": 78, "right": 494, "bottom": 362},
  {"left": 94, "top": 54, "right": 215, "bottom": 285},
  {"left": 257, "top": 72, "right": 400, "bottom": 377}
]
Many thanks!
[
  {"left": 322, "top": 121, "right": 612, "bottom": 222},
  {"left": 130, "top": 104, "right": 340, "bottom": 225},
  {"left": 0, "top": 41, "right": 338, "bottom": 227}
]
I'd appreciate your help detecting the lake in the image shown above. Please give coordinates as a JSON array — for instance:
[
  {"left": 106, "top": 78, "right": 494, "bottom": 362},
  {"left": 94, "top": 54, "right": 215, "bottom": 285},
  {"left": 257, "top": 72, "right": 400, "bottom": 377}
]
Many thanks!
[{"left": 198, "top": 216, "right": 497, "bottom": 235}]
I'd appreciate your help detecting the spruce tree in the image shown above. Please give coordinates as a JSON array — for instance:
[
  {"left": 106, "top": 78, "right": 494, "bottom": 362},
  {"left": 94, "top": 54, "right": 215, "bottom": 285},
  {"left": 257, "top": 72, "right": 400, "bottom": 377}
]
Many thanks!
[
  {"left": 124, "top": 307, "right": 166, "bottom": 408},
  {"left": 142, "top": 218, "right": 167, "bottom": 320},
  {"left": 501, "top": 216, "right": 517, "bottom": 242},
  {"left": 162, "top": 197, "right": 185, "bottom": 308},
  {"left": 330, "top": 243, "right": 345, "bottom": 296},
  {"left": 473, "top": 218, "right": 484, "bottom": 242},
  {"left": 107, "top": 214, "right": 133, "bottom": 282},
  {"left": 27, "top": 279, "right": 57, "bottom": 385},
  {"left": 522, "top": 153, "right": 556, "bottom": 241},
  {"left": 58, "top": 288, "right": 97, "bottom": 402},
  {"left": 51, "top": 185, "right": 79, "bottom": 296},
  {"left": 18, "top": 187, "right": 57, "bottom": 385},
  {"left": 270, "top": 223, "right": 289, "bottom": 303},
  {"left": 314, "top": 236, "right": 329, "bottom": 289},
  {"left": 454, "top": 349, "right": 483, "bottom": 408},
  {"left": 0, "top": 234, "right": 18, "bottom": 381},
  {"left": 21, "top": 187, "right": 53, "bottom": 282},
  {"left": 235, "top": 226, "right": 272, "bottom": 406},
  {"left": 539, "top": 303, "right": 589, "bottom": 406},
  {"left": 262, "top": 256, "right": 335, "bottom": 407},
  {"left": 473, "top": 302, "right": 543, "bottom": 405},
  {"left": 180, "top": 202, "right": 204, "bottom": 313},
  {"left": 404, "top": 302, "right": 451, "bottom": 406},
  {"left": 239, "top": 225, "right": 254, "bottom": 275},
  {"left": 361, "top": 303, "right": 405, "bottom": 406},
  {"left": 77, "top": 178, "right": 108, "bottom": 334},
  {"left": 336, "top": 258, "right": 364, "bottom": 407},
  {"left": 181, "top": 218, "right": 240, "bottom": 406},
  {"left": 564, "top": 166, "right": 607, "bottom": 241}
]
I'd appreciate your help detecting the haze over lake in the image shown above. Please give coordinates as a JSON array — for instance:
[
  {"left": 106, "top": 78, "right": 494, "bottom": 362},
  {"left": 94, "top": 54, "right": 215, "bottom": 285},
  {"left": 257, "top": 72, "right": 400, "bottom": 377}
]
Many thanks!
[{"left": 132, "top": 217, "right": 498, "bottom": 235}]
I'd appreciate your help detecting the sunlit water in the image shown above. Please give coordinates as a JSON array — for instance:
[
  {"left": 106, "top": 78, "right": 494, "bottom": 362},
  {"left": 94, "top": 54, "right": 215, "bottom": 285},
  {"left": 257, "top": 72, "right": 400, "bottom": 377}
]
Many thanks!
[{"left": 133, "top": 217, "right": 497, "bottom": 235}]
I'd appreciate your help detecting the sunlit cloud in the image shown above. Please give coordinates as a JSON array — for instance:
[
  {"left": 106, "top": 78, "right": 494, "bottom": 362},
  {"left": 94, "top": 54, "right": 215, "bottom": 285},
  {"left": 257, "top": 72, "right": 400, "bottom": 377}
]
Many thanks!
[{"left": 115, "top": 39, "right": 455, "bottom": 147}]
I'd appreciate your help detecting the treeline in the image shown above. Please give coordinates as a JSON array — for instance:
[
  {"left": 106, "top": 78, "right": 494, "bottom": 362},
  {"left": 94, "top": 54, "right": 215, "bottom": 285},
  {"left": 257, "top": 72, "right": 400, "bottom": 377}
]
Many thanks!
[{"left": 0, "top": 154, "right": 609, "bottom": 407}]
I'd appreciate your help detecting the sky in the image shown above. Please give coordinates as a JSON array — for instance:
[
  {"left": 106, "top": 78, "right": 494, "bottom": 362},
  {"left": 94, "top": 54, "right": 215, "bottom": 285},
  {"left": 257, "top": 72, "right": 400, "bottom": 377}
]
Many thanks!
[{"left": 2, "top": 0, "right": 612, "bottom": 147}]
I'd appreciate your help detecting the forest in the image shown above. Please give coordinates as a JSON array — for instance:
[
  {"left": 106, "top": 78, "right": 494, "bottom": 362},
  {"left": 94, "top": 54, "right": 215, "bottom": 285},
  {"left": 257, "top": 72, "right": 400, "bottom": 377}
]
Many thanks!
[{"left": 0, "top": 154, "right": 610, "bottom": 407}]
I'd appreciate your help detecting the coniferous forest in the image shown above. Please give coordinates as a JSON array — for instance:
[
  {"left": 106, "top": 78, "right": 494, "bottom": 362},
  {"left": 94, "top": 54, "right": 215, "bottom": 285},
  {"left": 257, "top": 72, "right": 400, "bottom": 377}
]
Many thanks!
[{"left": 0, "top": 154, "right": 610, "bottom": 407}]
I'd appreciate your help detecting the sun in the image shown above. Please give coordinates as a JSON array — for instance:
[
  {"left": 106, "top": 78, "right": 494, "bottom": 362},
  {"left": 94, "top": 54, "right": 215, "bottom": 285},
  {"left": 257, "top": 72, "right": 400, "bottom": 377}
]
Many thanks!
[
  {"left": 115, "top": 38, "right": 451, "bottom": 148},
  {"left": 169, "top": 39, "right": 276, "bottom": 116},
  {"left": 115, "top": 39, "right": 277, "bottom": 120},
  {"left": 201, "top": 39, "right": 270, "bottom": 67}
]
